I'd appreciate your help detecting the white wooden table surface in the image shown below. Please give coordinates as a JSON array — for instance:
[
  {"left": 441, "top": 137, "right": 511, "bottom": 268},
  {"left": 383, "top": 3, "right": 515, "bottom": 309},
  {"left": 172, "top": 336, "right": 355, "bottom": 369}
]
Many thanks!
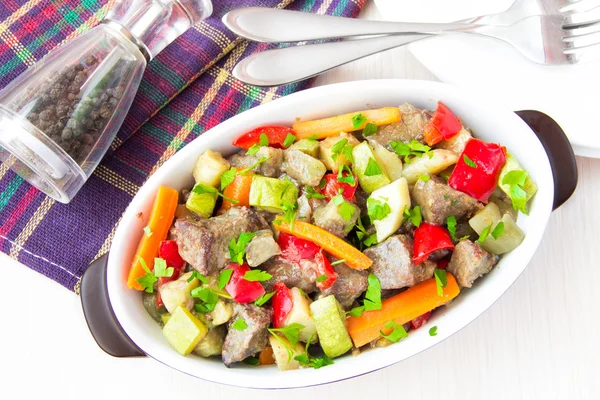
[{"left": 1, "top": 2, "right": 599, "bottom": 399}]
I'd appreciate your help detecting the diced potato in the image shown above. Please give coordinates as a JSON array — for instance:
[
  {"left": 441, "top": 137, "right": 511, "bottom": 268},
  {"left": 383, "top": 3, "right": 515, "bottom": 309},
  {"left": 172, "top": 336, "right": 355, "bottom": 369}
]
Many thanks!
[
  {"left": 283, "top": 288, "right": 318, "bottom": 343},
  {"left": 469, "top": 202, "right": 502, "bottom": 232},
  {"left": 293, "top": 107, "right": 402, "bottom": 139},
  {"left": 192, "top": 150, "right": 230, "bottom": 187},
  {"left": 269, "top": 335, "right": 306, "bottom": 371},
  {"left": 289, "top": 139, "right": 320, "bottom": 157},
  {"left": 163, "top": 306, "right": 208, "bottom": 355},
  {"left": 369, "top": 178, "right": 411, "bottom": 243},
  {"left": 436, "top": 127, "right": 472, "bottom": 155},
  {"left": 401, "top": 149, "right": 459, "bottom": 184},
  {"left": 373, "top": 145, "right": 403, "bottom": 181},
  {"left": 469, "top": 203, "right": 525, "bottom": 254},
  {"left": 193, "top": 325, "right": 226, "bottom": 357},
  {"left": 282, "top": 149, "right": 327, "bottom": 186},
  {"left": 318, "top": 132, "right": 360, "bottom": 172},
  {"left": 208, "top": 300, "right": 233, "bottom": 326},
  {"left": 159, "top": 272, "right": 200, "bottom": 314},
  {"left": 352, "top": 141, "right": 391, "bottom": 193}
]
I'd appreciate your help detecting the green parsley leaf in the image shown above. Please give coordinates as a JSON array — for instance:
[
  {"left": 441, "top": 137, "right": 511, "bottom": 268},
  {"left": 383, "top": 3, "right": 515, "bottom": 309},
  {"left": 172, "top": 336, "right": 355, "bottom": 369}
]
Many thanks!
[
  {"left": 446, "top": 216, "right": 469, "bottom": 242},
  {"left": 135, "top": 257, "right": 157, "bottom": 293},
  {"left": 220, "top": 167, "right": 237, "bottom": 191},
  {"left": 187, "top": 270, "right": 208, "bottom": 284},
  {"left": 390, "top": 140, "right": 431, "bottom": 161},
  {"left": 477, "top": 223, "right": 493, "bottom": 244},
  {"left": 143, "top": 226, "right": 152, "bottom": 237},
  {"left": 346, "top": 306, "right": 365, "bottom": 317},
  {"left": 380, "top": 320, "right": 408, "bottom": 343},
  {"left": 246, "top": 144, "right": 260, "bottom": 155},
  {"left": 502, "top": 170, "right": 529, "bottom": 214},
  {"left": 153, "top": 257, "right": 174, "bottom": 278},
  {"left": 407, "top": 140, "right": 431, "bottom": 153},
  {"left": 367, "top": 197, "right": 391, "bottom": 223},
  {"left": 418, "top": 175, "right": 430, "bottom": 182},
  {"left": 451, "top": 199, "right": 457, "bottom": 207},
  {"left": 269, "top": 323, "right": 305, "bottom": 346},
  {"left": 364, "top": 158, "right": 383, "bottom": 177},
  {"left": 491, "top": 221, "right": 504, "bottom": 240},
  {"left": 295, "top": 353, "right": 334, "bottom": 369},
  {"left": 316, "top": 274, "right": 328, "bottom": 283},
  {"left": 337, "top": 201, "right": 356, "bottom": 222},
  {"left": 283, "top": 133, "right": 296, "bottom": 148},
  {"left": 362, "top": 122, "right": 378, "bottom": 137},
  {"left": 192, "top": 183, "right": 239, "bottom": 204},
  {"left": 331, "top": 138, "right": 348, "bottom": 161},
  {"left": 330, "top": 258, "right": 346, "bottom": 266},
  {"left": 231, "top": 318, "right": 248, "bottom": 331},
  {"left": 363, "top": 234, "right": 378, "bottom": 247},
  {"left": 259, "top": 133, "right": 269, "bottom": 147},
  {"left": 429, "top": 326, "right": 438, "bottom": 337},
  {"left": 351, "top": 113, "right": 367, "bottom": 129},
  {"left": 228, "top": 232, "right": 256, "bottom": 265},
  {"left": 305, "top": 185, "right": 326, "bottom": 200},
  {"left": 280, "top": 199, "right": 298, "bottom": 230},
  {"left": 242, "top": 357, "right": 260, "bottom": 366},
  {"left": 238, "top": 156, "right": 270, "bottom": 175},
  {"left": 337, "top": 164, "right": 356, "bottom": 186},
  {"left": 243, "top": 270, "right": 272, "bottom": 282},
  {"left": 217, "top": 269, "right": 233, "bottom": 289},
  {"left": 254, "top": 291, "right": 275, "bottom": 306},
  {"left": 434, "top": 268, "right": 448, "bottom": 297},
  {"left": 332, "top": 194, "right": 344, "bottom": 206},
  {"left": 364, "top": 273, "right": 382, "bottom": 311},
  {"left": 463, "top": 154, "right": 477, "bottom": 168},
  {"left": 404, "top": 206, "right": 422, "bottom": 227},
  {"left": 191, "top": 287, "right": 219, "bottom": 313}
]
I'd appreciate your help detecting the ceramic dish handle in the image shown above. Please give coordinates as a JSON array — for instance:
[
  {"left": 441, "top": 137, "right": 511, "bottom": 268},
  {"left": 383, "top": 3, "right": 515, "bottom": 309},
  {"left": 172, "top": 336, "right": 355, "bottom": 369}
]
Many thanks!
[
  {"left": 516, "top": 110, "right": 578, "bottom": 210},
  {"left": 80, "top": 254, "right": 145, "bottom": 357}
]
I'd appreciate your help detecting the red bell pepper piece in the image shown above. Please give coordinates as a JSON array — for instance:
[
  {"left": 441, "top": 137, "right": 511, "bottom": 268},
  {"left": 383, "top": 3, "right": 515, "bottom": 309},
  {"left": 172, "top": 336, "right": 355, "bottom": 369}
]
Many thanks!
[
  {"left": 278, "top": 232, "right": 320, "bottom": 264},
  {"left": 224, "top": 263, "right": 266, "bottom": 303},
  {"left": 423, "top": 101, "right": 463, "bottom": 146},
  {"left": 448, "top": 138, "right": 507, "bottom": 202},
  {"left": 157, "top": 240, "right": 186, "bottom": 286},
  {"left": 410, "top": 311, "right": 432, "bottom": 330},
  {"left": 413, "top": 223, "right": 454, "bottom": 264},
  {"left": 272, "top": 282, "right": 294, "bottom": 328},
  {"left": 437, "top": 257, "right": 450, "bottom": 270},
  {"left": 318, "top": 172, "right": 357, "bottom": 202},
  {"left": 314, "top": 249, "right": 338, "bottom": 290},
  {"left": 232, "top": 126, "right": 295, "bottom": 150}
]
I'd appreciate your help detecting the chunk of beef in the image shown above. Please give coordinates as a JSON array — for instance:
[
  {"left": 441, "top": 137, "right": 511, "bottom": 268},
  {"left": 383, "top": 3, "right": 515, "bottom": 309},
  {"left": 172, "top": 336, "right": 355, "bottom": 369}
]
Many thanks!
[
  {"left": 412, "top": 176, "right": 483, "bottom": 225},
  {"left": 171, "top": 207, "right": 269, "bottom": 275},
  {"left": 262, "top": 256, "right": 317, "bottom": 293},
  {"left": 245, "top": 229, "right": 281, "bottom": 267},
  {"left": 366, "top": 103, "right": 431, "bottom": 148},
  {"left": 447, "top": 240, "right": 497, "bottom": 288},
  {"left": 222, "top": 304, "right": 272, "bottom": 366},
  {"left": 321, "top": 257, "right": 368, "bottom": 308},
  {"left": 227, "top": 146, "right": 283, "bottom": 177},
  {"left": 364, "top": 235, "right": 436, "bottom": 290},
  {"left": 312, "top": 199, "right": 360, "bottom": 238}
]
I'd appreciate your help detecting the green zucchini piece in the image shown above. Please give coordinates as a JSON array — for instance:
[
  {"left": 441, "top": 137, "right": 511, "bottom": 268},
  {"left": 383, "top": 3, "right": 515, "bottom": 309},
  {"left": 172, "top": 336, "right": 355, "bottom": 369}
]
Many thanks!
[
  {"left": 163, "top": 306, "right": 208, "bottom": 355},
  {"left": 249, "top": 175, "right": 299, "bottom": 213},
  {"left": 309, "top": 295, "right": 352, "bottom": 358},
  {"left": 352, "top": 142, "right": 391, "bottom": 193},
  {"left": 289, "top": 139, "right": 320, "bottom": 157},
  {"left": 193, "top": 325, "right": 226, "bottom": 357},
  {"left": 186, "top": 189, "right": 217, "bottom": 219},
  {"left": 142, "top": 292, "right": 165, "bottom": 324}
]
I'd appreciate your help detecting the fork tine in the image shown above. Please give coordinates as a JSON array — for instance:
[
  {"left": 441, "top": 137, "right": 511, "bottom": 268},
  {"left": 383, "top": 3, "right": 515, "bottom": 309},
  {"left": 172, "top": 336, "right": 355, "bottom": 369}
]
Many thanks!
[
  {"left": 563, "top": 29, "right": 600, "bottom": 47},
  {"left": 562, "top": 0, "right": 600, "bottom": 13},
  {"left": 564, "top": 5, "right": 600, "bottom": 26},
  {"left": 564, "top": 41, "right": 600, "bottom": 63},
  {"left": 564, "top": 19, "right": 600, "bottom": 35}
]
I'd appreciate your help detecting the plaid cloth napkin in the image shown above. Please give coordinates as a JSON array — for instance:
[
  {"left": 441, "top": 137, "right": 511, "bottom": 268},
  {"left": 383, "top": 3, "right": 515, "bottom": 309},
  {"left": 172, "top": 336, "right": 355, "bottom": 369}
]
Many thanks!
[{"left": 0, "top": 0, "right": 366, "bottom": 292}]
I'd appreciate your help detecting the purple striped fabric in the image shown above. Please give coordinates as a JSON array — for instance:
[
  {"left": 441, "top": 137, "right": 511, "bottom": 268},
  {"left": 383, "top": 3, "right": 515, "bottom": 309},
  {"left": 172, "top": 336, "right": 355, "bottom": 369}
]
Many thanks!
[{"left": 0, "top": 0, "right": 366, "bottom": 292}]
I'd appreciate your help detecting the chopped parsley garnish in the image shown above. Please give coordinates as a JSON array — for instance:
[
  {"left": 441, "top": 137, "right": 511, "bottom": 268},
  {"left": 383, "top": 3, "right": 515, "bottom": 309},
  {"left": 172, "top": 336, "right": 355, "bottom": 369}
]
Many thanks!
[
  {"left": 268, "top": 323, "right": 305, "bottom": 346},
  {"left": 243, "top": 270, "right": 272, "bottom": 282},
  {"left": 283, "top": 133, "right": 296, "bottom": 147},
  {"left": 337, "top": 201, "right": 356, "bottom": 222},
  {"left": 337, "top": 164, "right": 356, "bottom": 186},
  {"left": 451, "top": 199, "right": 457, "bottom": 207},
  {"left": 231, "top": 318, "right": 248, "bottom": 331},
  {"left": 143, "top": 226, "right": 152, "bottom": 237},
  {"left": 294, "top": 333, "right": 334, "bottom": 369},
  {"left": 135, "top": 257, "right": 158, "bottom": 293},
  {"left": 331, "top": 138, "right": 348, "bottom": 160},
  {"left": 228, "top": 232, "right": 256, "bottom": 265},
  {"left": 346, "top": 306, "right": 365, "bottom": 317},
  {"left": 316, "top": 274, "right": 328, "bottom": 283},
  {"left": 364, "top": 158, "right": 384, "bottom": 177},
  {"left": 238, "top": 156, "right": 270, "bottom": 175},
  {"left": 330, "top": 258, "right": 346, "bottom": 266},
  {"left": 153, "top": 257, "right": 174, "bottom": 278},
  {"left": 351, "top": 113, "right": 367, "bottom": 129},
  {"left": 446, "top": 215, "right": 468, "bottom": 241},
  {"left": 502, "top": 170, "right": 529, "bottom": 214},
  {"left": 390, "top": 140, "right": 431, "bottom": 162},
  {"left": 191, "top": 287, "right": 219, "bottom": 313},
  {"left": 477, "top": 223, "right": 493, "bottom": 243},
  {"left": 418, "top": 175, "right": 430, "bottom": 182},
  {"left": 380, "top": 320, "right": 408, "bottom": 343},
  {"left": 352, "top": 216, "right": 378, "bottom": 249},
  {"left": 429, "top": 326, "right": 438, "bottom": 336},
  {"left": 463, "top": 154, "right": 477, "bottom": 168},
  {"left": 259, "top": 133, "right": 269, "bottom": 147},
  {"left": 242, "top": 356, "right": 260, "bottom": 366},
  {"left": 404, "top": 206, "right": 422, "bottom": 227},
  {"left": 254, "top": 291, "right": 275, "bottom": 306},
  {"left": 305, "top": 185, "right": 326, "bottom": 199},
  {"left": 217, "top": 269, "right": 233, "bottom": 289},
  {"left": 491, "top": 221, "right": 505, "bottom": 239},
  {"left": 220, "top": 167, "right": 237, "bottom": 190},
  {"left": 362, "top": 122, "right": 378, "bottom": 137},
  {"left": 367, "top": 197, "right": 391, "bottom": 223},
  {"left": 246, "top": 144, "right": 260, "bottom": 155},
  {"left": 364, "top": 273, "right": 382, "bottom": 311},
  {"left": 188, "top": 270, "right": 208, "bottom": 284},
  {"left": 434, "top": 268, "right": 448, "bottom": 297},
  {"left": 280, "top": 199, "right": 298, "bottom": 230}
]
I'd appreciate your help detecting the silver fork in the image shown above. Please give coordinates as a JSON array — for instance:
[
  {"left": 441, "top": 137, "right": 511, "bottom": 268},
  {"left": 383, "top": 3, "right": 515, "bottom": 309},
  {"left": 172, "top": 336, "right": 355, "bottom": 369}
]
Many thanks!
[{"left": 225, "top": 2, "right": 600, "bottom": 86}]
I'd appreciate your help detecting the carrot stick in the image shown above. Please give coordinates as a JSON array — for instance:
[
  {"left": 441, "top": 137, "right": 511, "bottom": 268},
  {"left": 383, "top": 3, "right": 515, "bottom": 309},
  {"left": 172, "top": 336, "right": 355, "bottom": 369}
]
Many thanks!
[
  {"left": 259, "top": 346, "right": 275, "bottom": 365},
  {"left": 292, "top": 107, "right": 402, "bottom": 139},
  {"left": 219, "top": 173, "right": 253, "bottom": 213},
  {"left": 273, "top": 217, "right": 372, "bottom": 270},
  {"left": 347, "top": 274, "right": 460, "bottom": 347},
  {"left": 127, "top": 186, "right": 179, "bottom": 290}
]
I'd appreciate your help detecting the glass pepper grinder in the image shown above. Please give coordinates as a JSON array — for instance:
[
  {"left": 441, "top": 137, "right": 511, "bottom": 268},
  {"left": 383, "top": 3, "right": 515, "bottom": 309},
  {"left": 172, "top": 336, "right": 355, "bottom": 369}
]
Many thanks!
[{"left": 0, "top": 0, "right": 212, "bottom": 203}]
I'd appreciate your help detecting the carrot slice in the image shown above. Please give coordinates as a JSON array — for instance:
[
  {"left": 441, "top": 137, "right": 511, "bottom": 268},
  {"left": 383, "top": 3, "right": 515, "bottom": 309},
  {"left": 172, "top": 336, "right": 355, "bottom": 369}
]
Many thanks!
[
  {"left": 127, "top": 186, "right": 179, "bottom": 290},
  {"left": 219, "top": 173, "right": 253, "bottom": 213},
  {"left": 347, "top": 274, "right": 460, "bottom": 347},
  {"left": 259, "top": 346, "right": 275, "bottom": 365},
  {"left": 292, "top": 107, "right": 402, "bottom": 139},
  {"left": 273, "top": 217, "right": 372, "bottom": 270}
]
